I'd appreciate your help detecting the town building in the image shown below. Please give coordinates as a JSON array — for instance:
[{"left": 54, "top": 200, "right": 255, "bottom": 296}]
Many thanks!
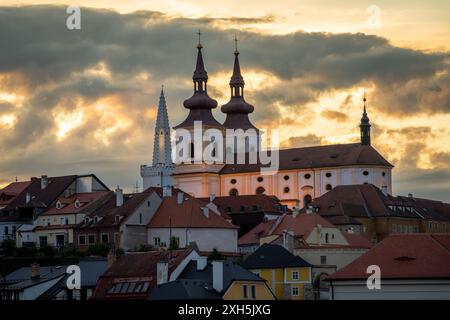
[
  {"left": 303, "top": 184, "right": 450, "bottom": 242},
  {"left": 92, "top": 247, "right": 200, "bottom": 299},
  {"left": 147, "top": 190, "right": 239, "bottom": 253},
  {"left": 327, "top": 234, "right": 450, "bottom": 300},
  {"left": 149, "top": 258, "right": 275, "bottom": 300},
  {"left": 0, "top": 174, "right": 109, "bottom": 246},
  {"left": 242, "top": 244, "right": 313, "bottom": 300}
]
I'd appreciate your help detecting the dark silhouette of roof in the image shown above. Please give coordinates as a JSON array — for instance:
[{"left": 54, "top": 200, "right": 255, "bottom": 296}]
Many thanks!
[{"left": 243, "top": 244, "right": 312, "bottom": 269}]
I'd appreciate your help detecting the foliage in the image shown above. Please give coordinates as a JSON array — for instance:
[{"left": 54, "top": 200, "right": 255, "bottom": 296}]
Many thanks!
[
  {"left": 37, "top": 245, "right": 55, "bottom": 257},
  {"left": 208, "top": 248, "right": 224, "bottom": 261},
  {"left": 1, "top": 239, "right": 17, "bottom": 256},
  {"left": 169, "top": 236, "right": 179, "bottom": 250}
]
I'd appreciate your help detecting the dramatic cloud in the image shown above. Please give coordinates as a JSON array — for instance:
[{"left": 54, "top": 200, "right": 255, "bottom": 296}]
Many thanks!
[{"left": 0, "top": 5, "right": 449, "bottom": 200}]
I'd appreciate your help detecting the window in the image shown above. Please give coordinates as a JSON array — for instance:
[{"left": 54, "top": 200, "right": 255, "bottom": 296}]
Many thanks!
[
  {"left": 88, "top": 235, "right": 95, "bottom": 244},
  {"left": 39, "top": 236, "right": 48, "bottom": 248},
  {"left": 79, "top": 235, "right": 86, "bottom": 245},
  {"left": 190, "top": 143, "right": 194, "bottom": 158},
  {"left": 303, "top": 195, "right": 312, "bottom": 207},
  {"left": 257, "top": 177, "right": 264, "bottom": 182},
  {"left": 147, "top": 201, "right": 150, "bottom": 207},
  {"left": 291, "top": 287, "right": 299, "bottom": 296},
  {"left": 154, "top": 237, "right": 161, "bottom": 246},
  {"left": 115, "top": 215, "right": 120, "bottom": 223},
  {"left": 304, "top": 173, "right": 311, "bottom": 179},
  {"left": 230, "top": 179, "right": 237, "bottom": 184},
  {"left": 256, "top": 187, "right": 265, "bottom": 195},
  {"left": 320, "top": 255, "right": 327, "bottom": 265},
  {"left": 292, "top": 271, "right": 299, "bottom": 280},
  {"left": 283, "top": 175, "right": 290, "bottom": 181},
  {"left": 101, "top": 233, "right": 109, "bottom": 243},
  {"left": 139, "top": 213, "right": 143, "bottom": 225},
  {"left": 243, "top": 285, "right": 248, "bottom": 298},
  {"left": 65, "top": 218, "right": 69, "bottom": 225},
  {"left": 4, "top": 226, "right": 8, "bottom": 236},
  {"left": 382, "top": 172, "right": 386, "bottom": 177},
  {"left": 283, "top": 187, "right": 290, "bottom": 193},
  {"left": 251, "top": 285, "right": 256, "bottom": 299},
  {"left": 325, "top": 172, "right": 332, "bottom": 178},
  {"left": 94, "top": 216, "right": 98, "bottom": 223},
  {"left": 363, "top": 171, "right": 369, "bottom": 176},
  {"left": 325, "top": 233, "right": 329, "bottom": 243},
  {"left": 229, "top": 188, "right": 238, "bottom": 196},
  {"left": 60, "top": 217, "right": 65, "bottom": 225},
  {"left": 325, "top": 184, "right": 332, "bottom": 191}
]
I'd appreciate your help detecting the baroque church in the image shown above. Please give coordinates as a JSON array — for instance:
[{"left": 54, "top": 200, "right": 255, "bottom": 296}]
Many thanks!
[{"left": 141, "top": 36, "right": 393, "bottom": 209}]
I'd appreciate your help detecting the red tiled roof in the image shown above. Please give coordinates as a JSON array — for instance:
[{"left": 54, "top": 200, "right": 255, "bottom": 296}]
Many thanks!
[
  {"left": 92, "top": 248, "right": 194, "bottom": 300},
  {"left": 271, "top": 213, "right": 336, "bottom": 238},
  {"left": 327, "top": 234, "right": 450, "bottom": 280},
  {"left": 220, "top": 143, "right": 393, "bottom": 174},
  {"left": 343, "top": 233, "right": 372, "bottom": 248},
  {"left": 40, "top": 191, "right": 109, "bottom": 215},
  {"left": 238, "top": 219, "right": 276, "bottom": 246},
  {"left": 148, "top": 193, "right": 237, "bottom": 229},
  {"left": 0, "top": 181, "right": 32, "bottom": 206}
]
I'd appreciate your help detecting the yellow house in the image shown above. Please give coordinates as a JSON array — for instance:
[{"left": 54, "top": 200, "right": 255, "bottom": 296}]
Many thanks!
[{"left": 243, "top": 244, "right": 313, "bottom": 300}]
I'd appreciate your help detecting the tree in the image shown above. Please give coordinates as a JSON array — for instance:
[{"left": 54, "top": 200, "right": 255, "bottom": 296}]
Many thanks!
[
  {"left": 169, "top": 237, "right": 179, "bottom": 250},
  {"left": 208, "top": 248, "right": 224, "bottom": 261},
  {"left": 1, "top": 239, "right": 17, "bottom": 256},
  {"left": 87, "top": 242, "right": 111, "bottom": 256}
]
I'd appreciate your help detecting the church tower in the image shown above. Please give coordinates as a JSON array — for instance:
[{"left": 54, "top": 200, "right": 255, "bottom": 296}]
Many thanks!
[
  {"left": 221, "top": 36, "right": 259, "bottom": 153},
  {"left": 360, "top": 94, "right": 371, "bottom": 146},
  {"left": 172, "top": 32, "right": 224, "bottom": 197},
  {"left": 141, "top": 86, "right": 174, "bottom": 189}
]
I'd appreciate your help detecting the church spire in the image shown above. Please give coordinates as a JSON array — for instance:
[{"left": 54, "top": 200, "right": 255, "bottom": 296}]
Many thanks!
[
  {"left": 360, "top": 92, "right": 371, "bottom": 146},
  {"left": 152, "top": 85, "right": 172, "bottom": 166}
]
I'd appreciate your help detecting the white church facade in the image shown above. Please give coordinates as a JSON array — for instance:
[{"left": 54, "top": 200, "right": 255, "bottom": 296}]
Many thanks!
[{"left": 141, "top": 37, "right": 393, "bottom": 209}]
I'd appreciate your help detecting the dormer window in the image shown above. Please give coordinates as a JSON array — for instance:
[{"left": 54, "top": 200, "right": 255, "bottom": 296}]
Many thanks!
[
  {"left": 56, "top": 201, "right": 63, "bottom": 209},
  {"left": 84, "top": 217, "right": 90, "bottom": 224},
  {"left": 74, "top": 199, "right": 81, "bottom": 208},
  {"left": 93, "top": 216, "right": 98, "bottom": 223}
]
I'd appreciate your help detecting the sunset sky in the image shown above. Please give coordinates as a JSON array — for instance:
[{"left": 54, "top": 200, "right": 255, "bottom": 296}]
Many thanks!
[{"left": 0, "top": 1, "right": 449, "bottom": 200}]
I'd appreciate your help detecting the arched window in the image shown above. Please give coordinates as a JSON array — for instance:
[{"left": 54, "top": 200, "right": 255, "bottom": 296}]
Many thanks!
[
  {"left": 229, "top": 188, "right": 238, "bottom": 196},
  {"left": 190, "top": 142, "right": 194, "bottom": 158},
  {"left": 304, "top": 194, "right": 312, "bottom": 207},
  {"left": 256, "top": 187, "right": 266, "bottom": 195},
  {"left": 326, "top": 184, "right": 332, "bottom": 191}
]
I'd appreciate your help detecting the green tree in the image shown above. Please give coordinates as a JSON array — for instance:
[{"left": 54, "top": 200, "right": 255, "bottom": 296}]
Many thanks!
[
  {"left": 1, "top": 239, "right": 17, "bottom": 256},
  {"left": 87, "top": 242, "right": 111, "bottom": 256},
  {"left": 169, "top": 237, "right": 179, "bottom": 250}
]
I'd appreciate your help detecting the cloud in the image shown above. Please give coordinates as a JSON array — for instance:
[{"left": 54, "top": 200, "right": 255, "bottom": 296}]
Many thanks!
[
  {"left": 321, "top": 109, "right": 348, "bottom": 121},
  {"left": 280, "top": 134, "right": 324, "bottom": 148}
]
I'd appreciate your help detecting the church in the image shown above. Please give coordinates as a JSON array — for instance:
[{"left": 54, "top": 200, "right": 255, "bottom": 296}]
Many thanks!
[{"left": 141, "top": 36, "right": 393, "bottom": 209}]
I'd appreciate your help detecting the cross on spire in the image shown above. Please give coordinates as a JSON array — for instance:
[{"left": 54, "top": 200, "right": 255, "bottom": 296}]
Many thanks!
[{"left": 197, "top": 29, "right": 202, "bottom": 48}]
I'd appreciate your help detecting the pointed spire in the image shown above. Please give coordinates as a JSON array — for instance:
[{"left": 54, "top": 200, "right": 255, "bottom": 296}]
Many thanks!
[
  {"left": 360, "top": 92, "right": 371, "bottom": 146},
  {"left": 230, "top": 36, "right": 244, "bottom": 88},
  {"left": 193, "top": 30, "right": 207, "bottom": 84},
  {"left": 152, "top": 85, "right": 172, "bottom": 166}
]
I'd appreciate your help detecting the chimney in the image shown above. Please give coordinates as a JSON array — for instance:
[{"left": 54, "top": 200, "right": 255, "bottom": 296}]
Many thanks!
[
  {"left": 212, "top": 261, "right": 223, "bottom": 292},
  {"left": 115, "top": 186, "right": 123, "bottom": 207},
  {"left": 26, "top": 192, "right": 31, "bottom": 204},
  {"left": 163, "top": 186, "right": 172, "bottom": 197},
  {"left": 107, "top": 251, "right": 116, "bottom": 268},
  {"left": 41, "top": 175, "right": 48, "bottom": 189},
  {"left": 177, "top": 192, "right": 184, "bottom": 205},
  {"left": 30, "top": 263, "right": 40, "bottom": 279},
  {"left": 196, "top": 257, "right": 207, "bottom": 271},
  {"left": 381, "top": 185, "right": 388, "bottom": 196},
  {"left": 202, "top": 207, "right": 209, "bottom": 218},
  {"left": 157, "top": 261, "right": 169, "bottom": 285}
]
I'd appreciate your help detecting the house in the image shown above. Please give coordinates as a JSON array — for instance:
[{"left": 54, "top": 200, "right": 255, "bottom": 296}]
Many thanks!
[
  {"left": 304, "top": 184, "right": 450, "bottom": 242},
  {"left": 147, "top": 190, "right": 239, "bottom": 253},
  {"left": 74, "top": 187, "right": 163, "bottom": 251},
  {"left": 149, "top": 258, "right": 276, "bottom": 300},
  {"left": 0, "top": 174, "right": 109, "bottom": 247},
  {"left": 0, "top": 263, "right": 67, "bottom": 300},
  {"left": 242, "top": 244, "right": 313, "bottom": 300},
  {"left": 92, "top": 247, "right": 200, "bottom": 300},
  {"left": 32, "top": 191, "right": 110, "bottom": 248},
  {"left": 37, "top": 257, "right": 108, "bottom": 300},
  {"left": 327, "top": 234, "right": 450, "bottom": 300},
  {"left": 238, "top": 219, "right": 276, "bottom": 254},
  {"left": 199, "top": 194, "right": 289, "bottom": 237}
]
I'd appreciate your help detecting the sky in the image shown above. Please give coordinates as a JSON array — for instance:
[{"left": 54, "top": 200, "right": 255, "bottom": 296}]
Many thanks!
[{"left": 0, "top": 1, "right": 449, "bottom": 200}]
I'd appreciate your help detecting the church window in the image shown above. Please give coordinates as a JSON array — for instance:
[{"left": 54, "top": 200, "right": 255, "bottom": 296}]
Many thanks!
[
  {"left": 229, "top": 188, "right": 238, "bottom": 196},
  {"left": 304, "top": 173, "right": 311, "bottom": 179},
  {"left": 257, "top": 177, "right": 264, "bottom": 182},
  {"left": 230, "top": 179, "right": 237, "bottom": 184},
  {"left": 256, "top": 187, "right": 265, "bottom": 195},
  {"left": 190, "top": 143, "right": 194, "bottom": 158},
  {"left": 363, "top": 171, "right": 369, "bottom": 176},
  {"left": 326, "top": 184, "right": 332, "bottom": 191},
  {"left": 382, "top": 172, "right": 386, "bottom": 176},
  {"left": 283, "top": 187, "right": 290, "bottom": 193},
  {"left": 283, "top": 175, "right": 290, "bottom": 181},
  {"left": 325, "top": 172, "right": 332, "bottom": 178}
]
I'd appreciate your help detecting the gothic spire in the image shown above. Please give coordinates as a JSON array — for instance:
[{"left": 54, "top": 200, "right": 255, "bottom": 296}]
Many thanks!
[
  {"left": 152, "top": 85, "right": 173, "bottom": 166},
  {"left": 360, "top": 92, "right": 371, "bottom": 146}
]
